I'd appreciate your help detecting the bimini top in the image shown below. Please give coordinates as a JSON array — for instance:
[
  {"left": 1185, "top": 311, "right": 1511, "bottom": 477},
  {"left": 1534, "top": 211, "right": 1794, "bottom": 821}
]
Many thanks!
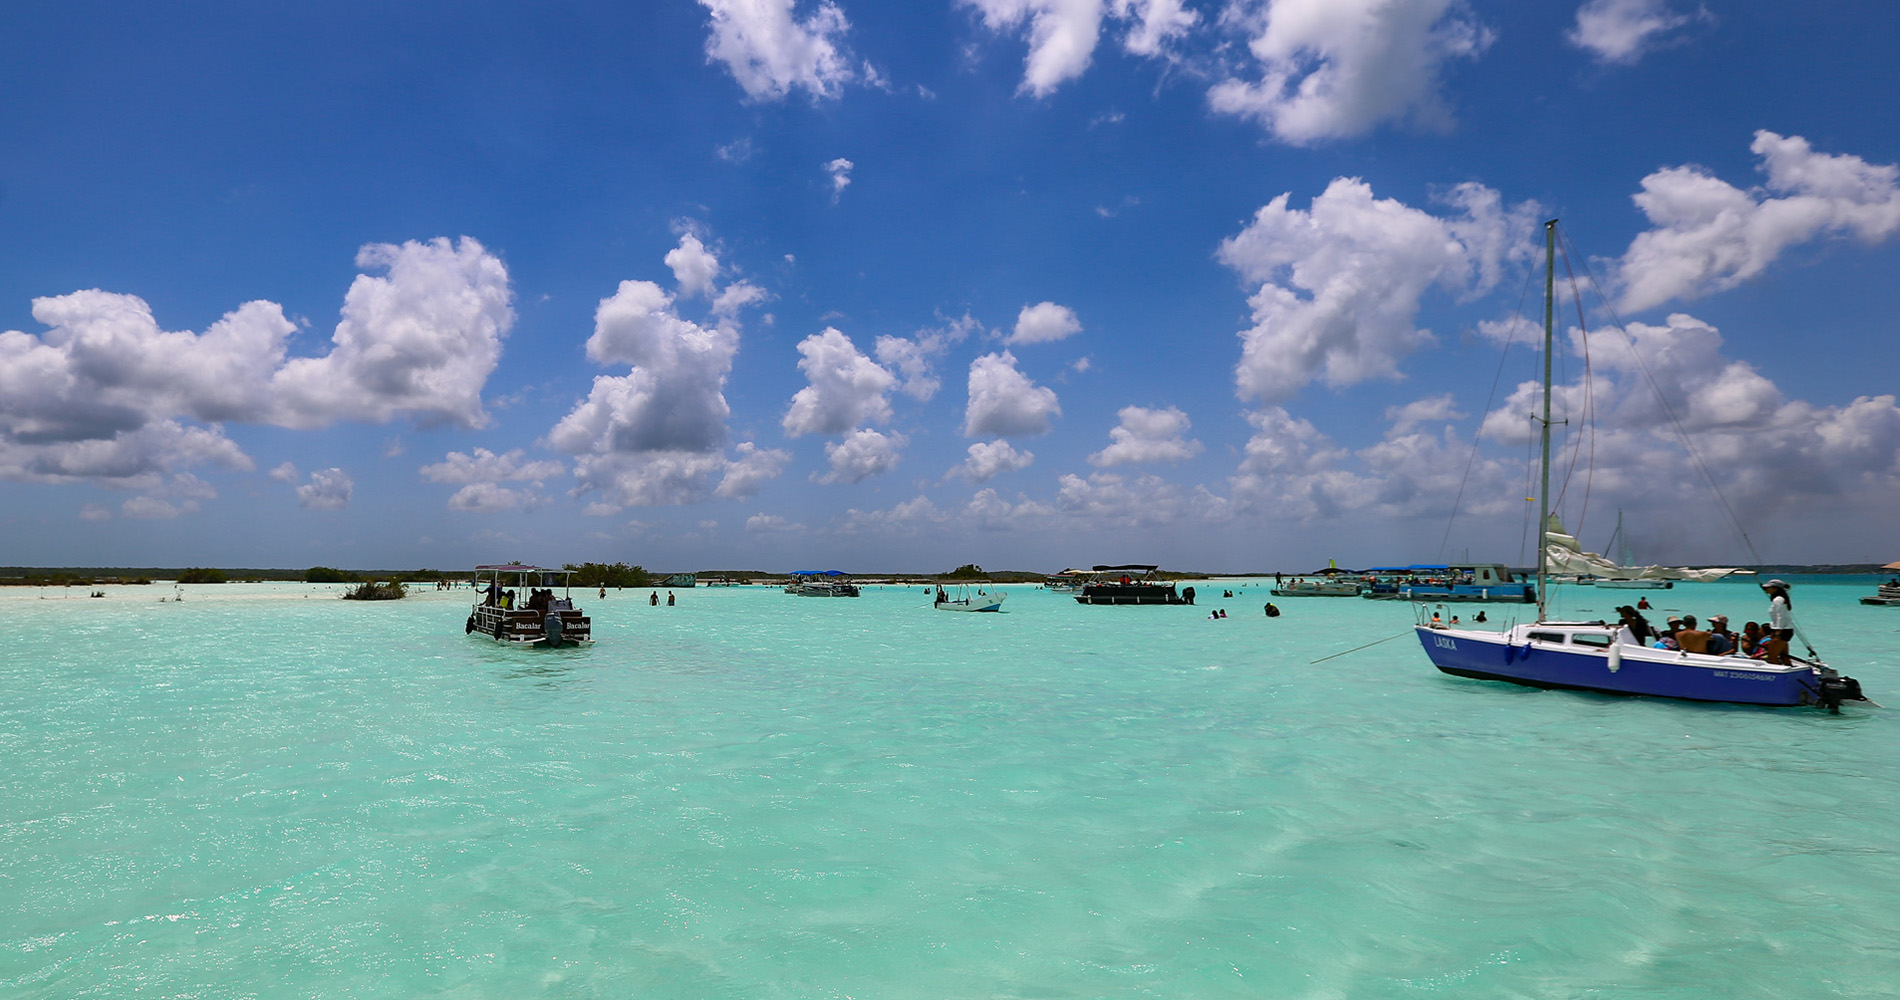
[
  {"left": 1092, "top": 564, "right": 1159, "bottom": 572},
  {"left": 790, "top": 569, "right": 848, "bottom": 576},
  {"left": 1366, "top": 564, "right": 1466, "bottom": 573},
  {"left": 474, "top": 564, "right": 572, "bottom": 574}
]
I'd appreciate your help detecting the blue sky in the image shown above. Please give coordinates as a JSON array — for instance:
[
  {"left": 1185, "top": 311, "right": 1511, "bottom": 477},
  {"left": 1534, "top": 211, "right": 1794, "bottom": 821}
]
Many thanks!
[{"left": 5, "top": 0, "right": 1900, "bottom": 573}]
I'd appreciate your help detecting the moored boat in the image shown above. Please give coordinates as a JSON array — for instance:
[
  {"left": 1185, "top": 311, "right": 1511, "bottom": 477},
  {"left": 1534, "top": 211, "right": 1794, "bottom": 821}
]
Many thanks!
[
  {"left": 466, "top": 564, "right": 593, "bottom": 648},
  {"left": 934, "top": 582, "right": 1007, "bottom": 612},
  {"left": 1860, "top": 580, "right": 1900, "bottom": 606},
  {"left": 1075, "top": 565, "right": 1193, "bottom": 606},
  {"left": 1415, "top": 220, "right": 1871, "bottom": 711},
  {"left": 1043, "top": 569, "right": 1087, "bottom": 593},
  {"left": 1361, "top": 564, "right": 1534, "bottom": 603},
  {"left": 1270, "top": 577, "right": 1363, "bottom": 597},
  {"left": 787, "top": 570, "right": 860, "bottom": 597}
]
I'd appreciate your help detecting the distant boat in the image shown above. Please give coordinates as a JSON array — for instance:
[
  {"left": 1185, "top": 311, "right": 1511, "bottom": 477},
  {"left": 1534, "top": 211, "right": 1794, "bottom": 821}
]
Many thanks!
[
  {"left": 1270, "top": 578, "right": 1362, "bottom": 597},
  {"left": 1043, "top": 569, "right": 1087, "bottom": 593},
  {"left": 1854, "top": 570, "right": 1900, "bottom": 608},
  {"left": 659, "top": 572, "right": 698, "bottom": 588},
  {"left": 934, "top": 581, "right": 1006, "bottom": 612},
  {"left": 466, "top": 563, "right": 593, "bottom": 648},
  {"left": 1547, "top": 510, "right": 1741, "bottom": 589},
  {"left": 1414, "top": 220, "right": 1870, "bottom": 710},
  {"left": 1074, "top": 565, "right": 1193, "bottom": 606},
  {"left": 1360, "top": 564, "right": 1534, "bottom": 603},
  {"left": 786, "top": 570, "right": 860, "bottom": 597}
]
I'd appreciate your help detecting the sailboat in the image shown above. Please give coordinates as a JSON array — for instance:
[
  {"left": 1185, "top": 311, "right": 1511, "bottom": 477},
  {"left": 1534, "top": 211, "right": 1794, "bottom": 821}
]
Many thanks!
[
  {"left": 1414, "top": 220, "right": 1872, "bottom": 711},
  {"left": 1545, "top": 511, "right": 1742, "bottom": 589}
]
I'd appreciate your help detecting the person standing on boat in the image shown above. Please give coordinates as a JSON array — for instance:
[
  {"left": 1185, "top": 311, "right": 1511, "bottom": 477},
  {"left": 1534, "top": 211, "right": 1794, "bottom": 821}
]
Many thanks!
[{"left": 1763, "top": 579, "right": 1794, "bottom": 639}]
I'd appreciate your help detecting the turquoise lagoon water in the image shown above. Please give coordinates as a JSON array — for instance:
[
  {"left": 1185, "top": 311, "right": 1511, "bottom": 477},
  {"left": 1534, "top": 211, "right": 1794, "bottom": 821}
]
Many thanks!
[{"left": 4, "top": 577, "right": 1898, "bottom": 998}]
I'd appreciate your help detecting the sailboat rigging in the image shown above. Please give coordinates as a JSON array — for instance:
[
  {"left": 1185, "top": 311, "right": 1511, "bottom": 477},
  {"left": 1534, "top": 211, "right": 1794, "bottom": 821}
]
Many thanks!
[{"left": 1414, "top": 220, "right": 1873, "bottom": 711}]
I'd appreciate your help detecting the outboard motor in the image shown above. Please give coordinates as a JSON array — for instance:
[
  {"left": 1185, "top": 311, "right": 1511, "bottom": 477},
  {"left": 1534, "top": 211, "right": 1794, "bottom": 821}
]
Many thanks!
[
  {"left": 542, "top": 610, "right": 566, "bottom": 648},
  {"left": 1182, "top": 586, "right": 1195, "bottom": 606},
  {"left": 1816, "top": 673, "right": 1865, "bottom": 715}
]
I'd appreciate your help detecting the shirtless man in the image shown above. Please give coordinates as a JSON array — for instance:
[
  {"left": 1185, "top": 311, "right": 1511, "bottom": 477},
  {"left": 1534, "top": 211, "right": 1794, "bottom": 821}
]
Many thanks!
[{"left": 1674, "top": 615, "right": 1712, "bottom": 654}]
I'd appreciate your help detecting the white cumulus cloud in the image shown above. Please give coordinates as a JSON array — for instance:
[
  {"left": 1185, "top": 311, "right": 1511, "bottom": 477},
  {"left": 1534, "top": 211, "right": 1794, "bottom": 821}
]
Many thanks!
[
  {"left": 782, "top": 328, "right": 897, "bottom": 436},
  {"left": 1208, "top": 0, "right": 1492, "bottom": 145},
  {"left": 818, "top": 428, "right": 907, "bottom": 484},
  {"left": 0, "top": 237, "right": 509, "bottom": 494},
  {"left": 876, "top": 312, "right": 979, "bottom": 402},
  {"left": 445, "top": 482, "right": 546, "bottom": 513},
  {"left": 1567, "top": 0, "right": 1699, "bottom": 65},
  {"left": 270, "top": 237, "right": 514, "bottom": 430},
  {"left": 716, "top": 441, "right": 793, "bottom": 498},
  {"left": 1614, "top": 131, "right": 1900, "bottom": 313},
  {"left": 665, "top": 233, "right": 722, "bottom": 299},
  {"left": 826, "top": 157, "right": 854, "bottom": 200},
  {"left": 962, "top": 1, "right": 1197, "bottom": 96},
  {"left": 549, "top": 236, "right": 784, "bottom": 510},
  {"left": 1218, "top": 177, "right": 1533, "bottom": 403},
  {"left": 420, "top": 448, "right": 565, "bottom": 484},
  {"left": 1089, "top": 405, "right": 1204, "bottom": 467},
  {"left": 1009, "top": 301, "right": 1083, "bottom": 345},
  {"left": 699, "top": 0, "right": 857, "bottom": 101},
  {"left": 964, "top": 351, "right": 1061, "bottom": 437},
  {"left": 953, "top": 439, "right": 1036, "bottom": 482},
  {"left": 294, "top": 467, "right": 353, "bottom": 510}
]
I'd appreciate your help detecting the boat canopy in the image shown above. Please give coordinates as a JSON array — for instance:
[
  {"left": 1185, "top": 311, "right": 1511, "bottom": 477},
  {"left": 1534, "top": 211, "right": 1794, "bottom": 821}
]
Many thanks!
[
  {"left": 475, "top": 564, "right": 571, "bottom": 574},
  {"left": 1091, "top": 564, "right": 1159, "bottom": 572},
  {"left": 790, "top": 569, "right": 847, "bottom": 576}
]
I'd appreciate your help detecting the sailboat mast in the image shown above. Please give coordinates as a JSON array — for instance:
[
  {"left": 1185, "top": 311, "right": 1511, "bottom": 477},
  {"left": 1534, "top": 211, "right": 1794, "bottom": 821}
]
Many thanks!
[{"left": 1537, "top": 219, "right": 1557, "bottom": 620}]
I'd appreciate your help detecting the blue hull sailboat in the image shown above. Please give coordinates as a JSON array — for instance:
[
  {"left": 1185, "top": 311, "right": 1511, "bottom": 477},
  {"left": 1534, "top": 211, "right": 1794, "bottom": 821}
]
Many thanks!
[{"left": 1414, "top": 220, "right": 1871, "bottom": 711}]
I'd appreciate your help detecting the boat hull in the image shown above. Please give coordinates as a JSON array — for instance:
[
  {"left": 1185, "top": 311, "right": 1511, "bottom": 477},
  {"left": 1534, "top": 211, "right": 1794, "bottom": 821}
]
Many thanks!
[
  {"left": 790, "top": 583, "right": 859, "bottom": 597},
  {"left": 467, "top": 605, "right": 593, "bottom": 647},
  {"left": 1415, "top": 626, "right": 1821, "bottom": 706},
  {"left": 1075, "top": 584, "right": 1187, "bottom": 605},
  {"left": 1270, "top": 583, "right": 1361, "bottom": 597},
  {"left": 1595, "top": 579, "right": 1674, "bottom": 590},
  {"left": 1365, "top": 584, "right": 1535, "bottom": 603},
  {"left": 936, "top": 596, "right": 1006, "bottom": 612}
]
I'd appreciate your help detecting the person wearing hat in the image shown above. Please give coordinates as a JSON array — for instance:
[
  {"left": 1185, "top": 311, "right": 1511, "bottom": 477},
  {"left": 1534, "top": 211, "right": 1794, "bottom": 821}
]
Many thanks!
[
  {"left": 1705, "top": 615, "right": 1734, "bottom": 655},
  {"left": 1762, "top": 579, "right": 1794, "bottom": 639},
  {"left": 1652, "top": 616, "right": 1683, "bottom": 650}
]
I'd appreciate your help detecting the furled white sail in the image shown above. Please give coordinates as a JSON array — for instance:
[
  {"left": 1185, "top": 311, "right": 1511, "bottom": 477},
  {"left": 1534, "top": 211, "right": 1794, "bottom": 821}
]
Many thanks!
[{"left": 1544, "top": 515, "right": 1741, "bottom": 582}]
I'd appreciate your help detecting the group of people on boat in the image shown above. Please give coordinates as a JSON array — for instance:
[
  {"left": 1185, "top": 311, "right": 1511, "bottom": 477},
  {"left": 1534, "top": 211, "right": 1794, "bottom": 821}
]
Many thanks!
[
  {"left": 481, "top": 583, "right": 568, "bottom": 612},
  {"left": 1610, "top": 580, "right": 1798, "bottom": 663}
]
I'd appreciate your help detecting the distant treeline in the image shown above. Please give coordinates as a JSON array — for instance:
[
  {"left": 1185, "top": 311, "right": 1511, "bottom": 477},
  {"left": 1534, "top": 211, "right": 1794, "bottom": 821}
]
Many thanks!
[
  {"left": 4, "top": 563, "right": 1888, "bottom": 588},
  {"left": 563, "top": 562, "right": 651, "bottom": 588}
]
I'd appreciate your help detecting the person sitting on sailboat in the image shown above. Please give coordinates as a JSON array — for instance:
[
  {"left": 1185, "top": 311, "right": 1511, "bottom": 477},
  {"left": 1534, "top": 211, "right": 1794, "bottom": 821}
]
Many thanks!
[
  {"left": 1705, "top": 616, "right": 1734, "bottom": 655},
  {"left": 1615, "top": 606, "right": 1652, "bottom": 646},
  {"left": 1674, "top": 615, "right": 1712, "bottom": 654},
  {"left": 1752, "top": 630, "right": 1791, "bottom": 665}
]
